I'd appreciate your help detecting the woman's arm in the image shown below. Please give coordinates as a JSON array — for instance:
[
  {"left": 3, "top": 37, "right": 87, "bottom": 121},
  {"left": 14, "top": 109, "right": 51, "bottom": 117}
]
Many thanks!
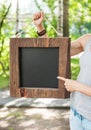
[
  {"left": 33, "top": 12, "right": 91, "bottom": 56},
  {"left": 71, "top": 39, "right": 83, "bottom": 56},
  {"left": 71, "top": 34, "right": 91, "bottom": 56},
  {"left": 33, "top": 12, "right": 48, "bottom": 37},
  {"left": 57, "top": 76, "right": 91, "bottom": 97},
  {"left": 33, "top": 12, "right": 83, "bottom": 55},
  {"left": 33, "top": 12, "right": 84, "bottom": 55},
  {"left": 77, "top": 83, "right": 91, "bottom": 97}
]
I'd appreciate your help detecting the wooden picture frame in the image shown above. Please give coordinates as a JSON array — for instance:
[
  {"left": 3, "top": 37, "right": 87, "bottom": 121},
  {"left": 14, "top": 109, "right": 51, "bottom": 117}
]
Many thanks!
[{"left": 10, "top": 37, "right": 71, "bottom": 98}]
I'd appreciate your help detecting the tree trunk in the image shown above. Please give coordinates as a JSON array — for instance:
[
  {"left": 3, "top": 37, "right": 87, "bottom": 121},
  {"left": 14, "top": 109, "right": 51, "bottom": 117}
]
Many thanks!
[
  {"left": 63, "top": 0, "right": 69, "bottom": 37},
  {"left": 57, "top": 0, "right": 63, "bottom": 36},
  {"left": 16, "top": 0, "right": 19, "bottom": 35}
]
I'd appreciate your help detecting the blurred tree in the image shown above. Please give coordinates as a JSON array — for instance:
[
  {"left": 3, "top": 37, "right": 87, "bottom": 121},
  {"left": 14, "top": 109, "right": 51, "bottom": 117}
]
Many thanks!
[
  {"left": 0, "top": 0, "right": 91, "bottom": 79},
  {"left": 0, "top": 2, "right": 12, "bottom": 77},
  {"left": 57, "top": 0, "right": 69, "bottom": 37},
  {"left": 16, "top": 0, "right": 19, "bottom": 35},
  {"left": 69, "top": 0, "right": 91, "bottom": 39},
  {"left": 63, "top": 0, "right": 69, "bottom": 36},
  {"left": 57, "top": 0, "right": 62, "bottom": 36}
]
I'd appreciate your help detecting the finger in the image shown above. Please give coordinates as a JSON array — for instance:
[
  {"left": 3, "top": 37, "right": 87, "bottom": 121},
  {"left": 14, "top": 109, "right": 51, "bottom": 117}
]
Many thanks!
[
  {"left": 64, "top": 85, "right": 70, "bottom": 91},
  {"left": 37, "top": 12, "right": 41, "bottom": 18},
  {"left": 66, "top": 88, "right": 70, "bottom": 91},
  {"left": 34, "top": 13, "right": 39, "bottom": 20},
  {"left": 33, "top": 14, "right": 37, "bottom": 20},
  {"left": 36, "top": 14, "right": 39, "bottom": 19},
  {"left": 41, "top": 11, "right": 44, "bottom": 18},
  {"left": 57, "top": 76, "right": 66, "bottom": 81}
]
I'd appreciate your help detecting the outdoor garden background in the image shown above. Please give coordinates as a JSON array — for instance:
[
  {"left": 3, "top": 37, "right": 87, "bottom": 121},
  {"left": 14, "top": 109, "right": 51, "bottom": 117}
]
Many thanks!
[
  {"left": 0, "top": 1, "right": 91, "bottom": 130},
  {"left": 0, "top": 0, "right": 91, "bottom": 89}
]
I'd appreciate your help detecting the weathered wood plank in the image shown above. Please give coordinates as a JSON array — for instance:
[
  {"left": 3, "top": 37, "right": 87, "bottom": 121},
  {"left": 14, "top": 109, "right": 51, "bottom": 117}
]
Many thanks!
[{"left": 10, "top": 37, "right": 70, "bottom": 98}]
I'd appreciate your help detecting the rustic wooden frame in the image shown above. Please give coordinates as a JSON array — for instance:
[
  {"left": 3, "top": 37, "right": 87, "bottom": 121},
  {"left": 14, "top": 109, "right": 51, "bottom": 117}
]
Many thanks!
[{"left": 10, "top": 38, "right": 70, "bottom": 98}]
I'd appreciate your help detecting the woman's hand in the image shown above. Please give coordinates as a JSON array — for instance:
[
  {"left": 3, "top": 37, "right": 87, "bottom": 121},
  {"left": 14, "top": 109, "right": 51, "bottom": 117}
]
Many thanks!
[
  {"left": 33, "top": 12, "right": 44, "bottom": 26},
  {"left": 57, "top": 76, "right": 91, "bottom": 97},
  {"left": 33, "top": 12, "right": 47, "bottom": 37},
  {"left": 57, "top": 76, "right": 79, "bottom": 92}
]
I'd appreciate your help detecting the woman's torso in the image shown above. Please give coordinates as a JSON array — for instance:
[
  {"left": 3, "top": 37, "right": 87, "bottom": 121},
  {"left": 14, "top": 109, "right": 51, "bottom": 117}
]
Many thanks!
[{"left": 70, "top": 38, "right": 91, "bottom": 121}]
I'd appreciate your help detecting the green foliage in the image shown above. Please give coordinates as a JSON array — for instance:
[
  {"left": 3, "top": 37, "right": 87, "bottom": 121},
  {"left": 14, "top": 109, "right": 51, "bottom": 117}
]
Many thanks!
[
  {"left": 0, "top": 0, "right": 90, "bottom": 89},
  {"left": 43, "top": 0, "right": 58, "bottom": 37},
  {"left": 26, "top": 26, "right": 38, "bottom": 38},
  {"left": 0, "top": 1, "right": 12, "bottom": 78},
  {"left": 8, "top": 127, "right": 14, "bottom": 130},
  {"left": 71, "top": 58, "right": 80, "bottom": 80},
  {"left": 0, "top": 76, "right": 9, "bottom": 90},
  {"left": 69, "top": 0, "right": 91, "bottom": 39},
  {"left": 43, "top": 0, "right": 57, "bottom": 13}
]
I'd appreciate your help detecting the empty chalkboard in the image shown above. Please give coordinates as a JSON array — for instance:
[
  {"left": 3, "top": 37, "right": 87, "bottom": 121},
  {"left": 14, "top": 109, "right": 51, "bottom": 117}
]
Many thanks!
[
  {"left": 10, "top": 38, "right": 71, "bottom": 98},
  {"left": 19, "top": 47, "right": 59, "bottom": 88}
]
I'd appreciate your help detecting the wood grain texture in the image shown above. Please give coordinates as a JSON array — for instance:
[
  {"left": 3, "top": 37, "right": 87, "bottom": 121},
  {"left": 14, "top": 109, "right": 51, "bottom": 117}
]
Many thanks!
[{"left": 10, "top": 37, "right": 70, "bottom": 98}]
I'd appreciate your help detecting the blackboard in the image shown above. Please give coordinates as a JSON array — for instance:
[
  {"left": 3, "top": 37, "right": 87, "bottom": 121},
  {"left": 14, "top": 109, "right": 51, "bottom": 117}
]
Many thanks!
[
  {"left": 10, "top": 38, "right": 70, "bottom": 98},
  {"left": 19, "top": 47, "right": 59, "bottom": 88}
]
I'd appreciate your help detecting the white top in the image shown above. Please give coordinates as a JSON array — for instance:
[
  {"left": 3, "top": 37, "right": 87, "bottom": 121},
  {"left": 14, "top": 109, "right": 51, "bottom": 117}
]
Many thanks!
[{"left": 70, "top": 38, "right": 91, "bottom": 121}]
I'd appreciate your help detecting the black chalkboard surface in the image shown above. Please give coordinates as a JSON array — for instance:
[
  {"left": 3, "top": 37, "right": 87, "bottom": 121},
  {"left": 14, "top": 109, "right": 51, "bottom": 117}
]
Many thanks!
[{"left": 19, "top": 47, "right": 59, "bottom": 88}]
